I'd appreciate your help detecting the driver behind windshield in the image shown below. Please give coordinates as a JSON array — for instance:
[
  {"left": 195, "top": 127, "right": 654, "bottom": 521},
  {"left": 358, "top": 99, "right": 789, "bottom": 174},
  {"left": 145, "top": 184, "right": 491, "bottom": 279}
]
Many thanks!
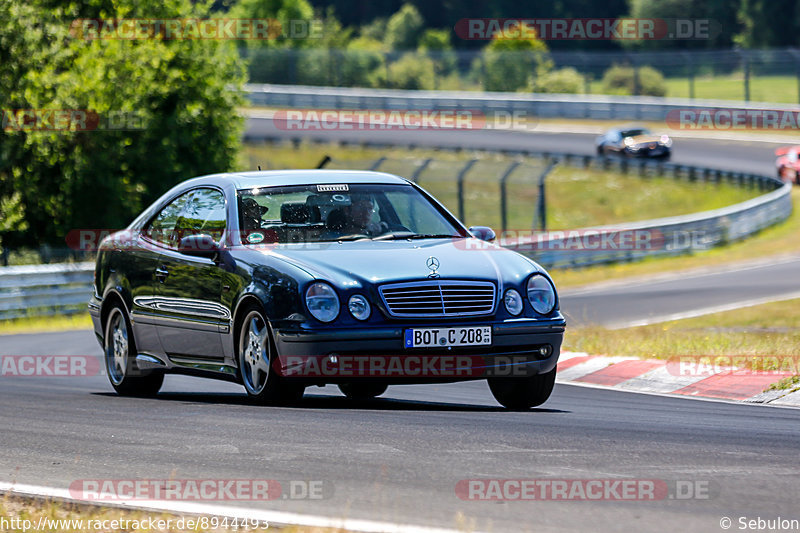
[{"left": 325, "top": 193, "right": 386, "bottom": 237}]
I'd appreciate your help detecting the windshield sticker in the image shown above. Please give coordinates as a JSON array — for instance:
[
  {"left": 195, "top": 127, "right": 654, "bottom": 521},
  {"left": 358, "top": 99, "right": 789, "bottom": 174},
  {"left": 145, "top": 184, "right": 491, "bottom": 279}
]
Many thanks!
[
  {"left": 247, "top": 232, "right": 265, "bottom": 244},
  {"left": 317, "top": 184, "right": 349, "bottom": 192}
]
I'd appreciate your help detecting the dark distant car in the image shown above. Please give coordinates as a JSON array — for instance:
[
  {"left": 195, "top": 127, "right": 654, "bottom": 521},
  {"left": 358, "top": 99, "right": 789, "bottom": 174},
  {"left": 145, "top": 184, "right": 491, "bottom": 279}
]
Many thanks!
[
  {"left": 89, "top": 170, "right": 566, "bottom": 409},
  {"left": 775, "top": 146, "right": 800, "bottom": 184},
  {"left": 596, "top": 125, "right": 672, "bottom": 159}
]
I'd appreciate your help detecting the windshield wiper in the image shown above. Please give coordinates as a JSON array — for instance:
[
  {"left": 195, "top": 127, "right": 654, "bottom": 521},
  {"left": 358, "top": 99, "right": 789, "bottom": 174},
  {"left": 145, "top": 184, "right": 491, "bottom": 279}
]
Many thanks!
[
  {"left": 372, "top": 232, "right": 459, "bottom": 241},
  {"left": 317, "top": 234, "right": 371, "bottom": 242}
]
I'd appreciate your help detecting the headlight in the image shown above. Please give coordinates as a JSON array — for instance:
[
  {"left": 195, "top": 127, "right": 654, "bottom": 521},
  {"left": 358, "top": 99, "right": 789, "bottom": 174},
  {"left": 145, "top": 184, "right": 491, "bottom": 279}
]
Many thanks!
[
  {"left": 526, "top": 275, "right": 556, "bottom": 315},
  {"left": 305, "top": 282, "right": 340, "bottom": 322},
  {"left": 348, "top": 294, "right": 371, "bottom": 321},
  {"left": 660, "top": 135, "right": 672, "bottom": 147},
  {"left": 504, "top": 289, "right": 524, "bottom": 316}
]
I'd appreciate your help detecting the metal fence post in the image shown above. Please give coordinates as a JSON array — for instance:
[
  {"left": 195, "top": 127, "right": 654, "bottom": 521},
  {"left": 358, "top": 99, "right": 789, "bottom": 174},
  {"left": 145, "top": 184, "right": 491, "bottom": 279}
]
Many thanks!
[
  {"left": 535, "top": 160, "right": 558, "bottom": 232},
  {"left": 456, "top": 159, "right": 478, "bottom": 222},
  {"left": 369, "top": 156, "right": 387, "bottom": 171},
  {"left": 499, "top": 160, "right": 521, "bottom": 233},
  {"left": 743, "top": 52, "right": 751, "bottom": 102},
  {"left": 410, "top": 158, "right": 433, "bottom": 183}
]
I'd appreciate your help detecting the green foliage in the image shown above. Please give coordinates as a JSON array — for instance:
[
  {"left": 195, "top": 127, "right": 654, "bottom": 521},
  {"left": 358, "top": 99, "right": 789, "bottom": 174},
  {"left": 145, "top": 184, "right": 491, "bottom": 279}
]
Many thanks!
[
  {"left": 532, "top": 67, "right": 585, "bottom": 94},
  {"left": 600, "top": 64, "right": 667, "bottom": 97},
  {"left": 384, "top": 3, "right": 424, "bottom": 50},
  {"left": 628, "top": 0, "right": 739, "bottom": 49},
  {"left": 418, "top": 28, "right": 456, "bottom": 78},
  {"left": 359, "top": 17, "right": 387, "bottom": 42},
  {"left": 386, "top": 53, "right": 436, "bottom": 90},
  {"left": 477, "top": 35, "right": 550, "bottom": 92},
  {"left": 0, "top": 0, "right": 245, "bottom": 247},
  {"left": 735, "top": 0, "right": 799, "bottom": 48},
  {"left": 228, "top": 0, "right": 315, "bottom": 48}
]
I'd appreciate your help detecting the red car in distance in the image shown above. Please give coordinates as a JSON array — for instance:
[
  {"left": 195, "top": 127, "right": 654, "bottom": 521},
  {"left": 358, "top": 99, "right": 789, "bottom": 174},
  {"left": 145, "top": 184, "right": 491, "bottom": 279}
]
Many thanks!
[{"left": 775, "top": 146, "right": 800, "bottom": 184}]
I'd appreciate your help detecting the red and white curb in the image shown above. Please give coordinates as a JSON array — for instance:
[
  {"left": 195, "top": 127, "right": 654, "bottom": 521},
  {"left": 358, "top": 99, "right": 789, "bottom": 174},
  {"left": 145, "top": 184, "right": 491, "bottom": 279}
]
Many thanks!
[{"left": 556, "top": 352, "right": 800, "bottom": 407}]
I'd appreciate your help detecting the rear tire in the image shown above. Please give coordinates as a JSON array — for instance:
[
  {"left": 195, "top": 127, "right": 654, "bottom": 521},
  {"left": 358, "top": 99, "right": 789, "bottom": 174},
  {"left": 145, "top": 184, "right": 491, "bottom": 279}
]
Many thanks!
[
  {"left": 338, "top": 383, "right": 388, "bottom": 400},
  {"left": 104, "top": 304, "right": 163, "bottom": 397},
  {"left": 488, "top": 368, "right": 556, "bottom": 409},
  {"left": 237, "top": 305, "right": 305, "bottom": 405}
]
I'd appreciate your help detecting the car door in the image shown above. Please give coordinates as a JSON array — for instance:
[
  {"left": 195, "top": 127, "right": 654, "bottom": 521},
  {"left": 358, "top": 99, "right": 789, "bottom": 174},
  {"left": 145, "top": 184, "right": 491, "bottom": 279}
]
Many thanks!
[
  {"left": 132, "top": 191, "right": 194, "bottom": 357},
  {"left": 149, "top": 187, "right": 228, "bottom": 361}
]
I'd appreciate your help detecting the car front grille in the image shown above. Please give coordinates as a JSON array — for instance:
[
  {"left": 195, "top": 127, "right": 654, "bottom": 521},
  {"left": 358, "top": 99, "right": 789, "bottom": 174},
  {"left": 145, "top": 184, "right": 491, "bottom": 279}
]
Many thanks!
[{"left": 379, "top": 281, "right": 496, "bottom": 318}]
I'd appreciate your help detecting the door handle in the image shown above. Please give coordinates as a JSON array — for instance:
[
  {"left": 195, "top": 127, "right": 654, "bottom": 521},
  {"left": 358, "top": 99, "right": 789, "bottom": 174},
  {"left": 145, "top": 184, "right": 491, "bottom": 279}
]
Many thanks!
[{"left": 155, "top": 266, "right": 169, "bottom": 282}]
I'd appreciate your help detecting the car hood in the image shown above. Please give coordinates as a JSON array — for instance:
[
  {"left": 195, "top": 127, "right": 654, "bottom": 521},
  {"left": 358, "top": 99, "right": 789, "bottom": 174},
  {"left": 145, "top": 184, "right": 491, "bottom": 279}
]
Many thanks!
[
  {"left": 259, "top": 238, "right": 542, "bottom": 289},
  {"left": 628, "top": 134, "right": 663, "bottom": 146}
]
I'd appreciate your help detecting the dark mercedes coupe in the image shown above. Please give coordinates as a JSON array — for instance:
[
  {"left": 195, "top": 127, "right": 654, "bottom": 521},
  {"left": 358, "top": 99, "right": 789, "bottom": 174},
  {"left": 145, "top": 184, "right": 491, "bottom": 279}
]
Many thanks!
[
  {"left": 89, "top": 170, "right": 566, "bottom": 408},
  {"left": 596, "top": 125, "right": 672, "bottom": 159}
]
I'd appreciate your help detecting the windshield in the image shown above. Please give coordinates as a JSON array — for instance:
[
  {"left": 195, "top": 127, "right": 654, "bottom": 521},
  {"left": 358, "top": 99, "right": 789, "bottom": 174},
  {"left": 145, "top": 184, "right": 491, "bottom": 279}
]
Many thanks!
[
  {"left": 237, "top": 183, "right": 462, "bottom": 244},
  {"left": 620, "top": 128, "right": 650, "bottom": 138}
]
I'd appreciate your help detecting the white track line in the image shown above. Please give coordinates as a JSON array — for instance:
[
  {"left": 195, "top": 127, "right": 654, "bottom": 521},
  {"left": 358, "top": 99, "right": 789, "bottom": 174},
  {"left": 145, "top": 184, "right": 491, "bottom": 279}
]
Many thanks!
[
  {"left": 0, "top": 482, "right": 479, "bottom": 533},
  {"left": 561, "top": 254, "right": 800, "bottom": 297},
  {"left": 606, "top": 289, "right": 800, "bottom": 329}
]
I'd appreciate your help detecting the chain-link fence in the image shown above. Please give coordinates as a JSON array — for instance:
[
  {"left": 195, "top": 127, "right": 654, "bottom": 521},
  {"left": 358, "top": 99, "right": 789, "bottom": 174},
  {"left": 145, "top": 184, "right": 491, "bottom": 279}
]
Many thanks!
[{"left": 242, "top": 47, "right": 800, "bottom": 103}]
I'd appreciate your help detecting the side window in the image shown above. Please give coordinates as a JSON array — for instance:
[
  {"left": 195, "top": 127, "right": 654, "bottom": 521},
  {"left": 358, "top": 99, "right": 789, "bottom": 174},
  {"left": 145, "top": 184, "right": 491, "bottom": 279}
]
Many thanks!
[
  {"left": 174, "top": 188, "right": 227, "bottom": 243},
  {"left": 146, "top": 188, "right": 226, "bottom": 248},
  {"left": 146, "top": 191, "right": 192, "bottom": 247}
]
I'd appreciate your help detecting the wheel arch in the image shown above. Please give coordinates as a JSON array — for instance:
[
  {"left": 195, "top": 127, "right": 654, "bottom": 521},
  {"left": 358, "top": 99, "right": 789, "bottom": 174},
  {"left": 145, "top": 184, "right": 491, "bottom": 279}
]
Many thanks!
[{"left": 99, "top": 289, "right": 131, "bottom": 344}]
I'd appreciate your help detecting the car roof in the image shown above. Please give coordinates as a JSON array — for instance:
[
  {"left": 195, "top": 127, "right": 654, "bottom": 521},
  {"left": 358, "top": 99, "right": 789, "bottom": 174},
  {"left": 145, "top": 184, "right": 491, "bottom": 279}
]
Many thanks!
[{"left": 191, "top": 169, "right": 411, "bottom": 189}]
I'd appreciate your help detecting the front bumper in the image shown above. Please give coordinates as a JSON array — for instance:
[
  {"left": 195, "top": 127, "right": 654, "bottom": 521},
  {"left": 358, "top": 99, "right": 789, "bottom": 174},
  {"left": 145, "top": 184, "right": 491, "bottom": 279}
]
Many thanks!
[
  {"left": 88, "top": 294, "right": 103, "bottom": 348},
  {"left": 272, "top": 317, "right": 565, "bottom": 384},
  {"left": 627, "top": 145, "right": 670, "bottom": 158}
]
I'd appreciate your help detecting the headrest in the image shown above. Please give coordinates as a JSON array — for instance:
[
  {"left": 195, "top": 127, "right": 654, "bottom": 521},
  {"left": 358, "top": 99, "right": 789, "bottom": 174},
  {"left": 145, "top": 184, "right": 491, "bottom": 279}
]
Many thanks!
[
  {"left": 241, "top": 198, "right": 269, "bottom": 216},
  {"left": 281, "top": 202, "right": 320, "bottom": 224}
]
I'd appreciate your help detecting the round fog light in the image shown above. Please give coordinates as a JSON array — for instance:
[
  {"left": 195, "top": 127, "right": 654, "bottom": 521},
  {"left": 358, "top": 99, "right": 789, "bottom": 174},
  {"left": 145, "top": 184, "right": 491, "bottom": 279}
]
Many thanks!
[
  {"left": 348, "top": 294, "right": 371, "bottom": 321},
  {"left": 538, "top": 344, "right": 552, "bottom": 358}
]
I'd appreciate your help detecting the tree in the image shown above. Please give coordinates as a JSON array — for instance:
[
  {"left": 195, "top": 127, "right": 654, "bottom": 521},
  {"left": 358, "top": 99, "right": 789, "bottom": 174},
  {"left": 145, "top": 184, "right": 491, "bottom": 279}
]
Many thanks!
[
  {"left": 0, "top": 0, "right": 245, "bottom": 247},
  {"left": 477, "top": 34, "right": 550, "bottom": 92},
  {"left": 384, "top": 3, "right": 424, "bottom": 50},
  {"left": 736, "top": 0, "right": 799, "bottom": 47},
  {"left": 628, "top": 0, "right": 740, "bottom": 49}
]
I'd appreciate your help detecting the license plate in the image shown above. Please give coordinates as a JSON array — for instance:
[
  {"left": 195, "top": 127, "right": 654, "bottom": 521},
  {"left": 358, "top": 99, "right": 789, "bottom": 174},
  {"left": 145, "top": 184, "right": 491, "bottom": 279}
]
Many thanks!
[{"left": 404, "top": 326, "right": 492, "bottom": 348}]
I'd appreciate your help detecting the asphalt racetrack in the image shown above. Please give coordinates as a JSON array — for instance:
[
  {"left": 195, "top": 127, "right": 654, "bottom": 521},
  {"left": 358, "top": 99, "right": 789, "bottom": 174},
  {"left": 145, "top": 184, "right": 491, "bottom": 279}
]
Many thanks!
[{"left": 2, "top": 123, "right": 799, "bottom": 532}]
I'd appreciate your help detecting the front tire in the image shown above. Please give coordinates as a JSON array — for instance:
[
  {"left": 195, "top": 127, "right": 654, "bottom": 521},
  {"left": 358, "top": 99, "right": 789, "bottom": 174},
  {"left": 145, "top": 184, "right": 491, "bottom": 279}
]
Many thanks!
[
  {"left": 238, "top": 305, "right": 304, "bottom": 405},
  {"left": 104, "top": 305, "right": 163, "bottom": 397},
  {"left": 488, "top": 368, "right": 556, "bottom": 409},
  {"left": 338, "top": 383, "right": 388, "bottom": 400}
]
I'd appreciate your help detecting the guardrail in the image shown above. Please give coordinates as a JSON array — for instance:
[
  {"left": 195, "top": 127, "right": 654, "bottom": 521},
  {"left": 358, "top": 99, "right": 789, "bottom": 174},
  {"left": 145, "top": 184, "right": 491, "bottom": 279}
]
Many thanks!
[
  {"left": 246, "top": 83, "right": 800, "bottom": 121},
  {"left": 0, "top": 262, "right": 94, "bottom": 321},
  {"left": 0, "top": 149, "right": 791, "bottom": 320}
]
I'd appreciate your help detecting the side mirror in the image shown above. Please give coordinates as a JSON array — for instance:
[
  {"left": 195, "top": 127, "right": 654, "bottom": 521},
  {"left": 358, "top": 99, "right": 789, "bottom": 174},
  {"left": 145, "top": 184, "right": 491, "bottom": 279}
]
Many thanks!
[
  {"left": 468, "top": 226, "right": 496, "bottom": 242},
  {"left": 178, "top": 234, "right": 220, "bottom": 259}
]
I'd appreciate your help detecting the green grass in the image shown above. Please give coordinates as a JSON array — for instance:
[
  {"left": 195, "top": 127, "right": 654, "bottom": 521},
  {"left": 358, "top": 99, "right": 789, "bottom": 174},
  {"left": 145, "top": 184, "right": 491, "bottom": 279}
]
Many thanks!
[
  {"left": 241, "top": 141, "right": 758, "bottom": 231},
  {"left": 0, "top": 313, "right": 92, "bottom": 335},
  {"left": 564, "top": 298, "right": 800, "bottom": 365},
  {"left": 553, "top": 188, "right": 800, "bottom": 289},
  {"left": 588, "top": 73, "right": 800, "bottom": 104}
]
